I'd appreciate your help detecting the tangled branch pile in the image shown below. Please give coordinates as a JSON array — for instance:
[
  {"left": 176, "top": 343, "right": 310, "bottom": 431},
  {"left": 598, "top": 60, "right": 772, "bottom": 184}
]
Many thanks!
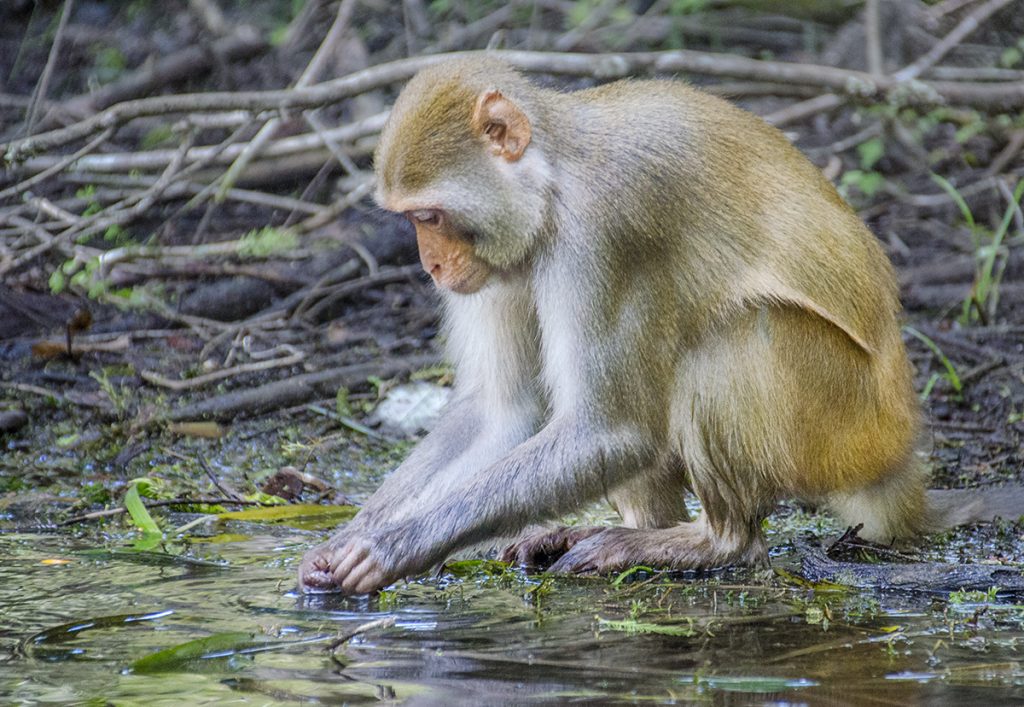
[{"left": 1, "top": 0, "right": 1022, "bottom": 422}]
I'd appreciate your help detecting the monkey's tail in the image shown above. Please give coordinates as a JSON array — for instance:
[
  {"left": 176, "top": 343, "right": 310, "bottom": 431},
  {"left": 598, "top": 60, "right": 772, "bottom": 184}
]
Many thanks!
[{"left": 926, "top": 486, "right": 1024, "bottom": 533}]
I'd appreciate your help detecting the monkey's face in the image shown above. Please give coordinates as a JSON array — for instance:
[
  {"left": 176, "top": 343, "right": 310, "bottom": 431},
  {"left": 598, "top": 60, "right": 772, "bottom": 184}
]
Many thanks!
[
  {"left": 405, "top": 208, "right": 492, "bottom": 294},
  {"left": 375, "top": 67, "right": 551, "bottom": 294}
]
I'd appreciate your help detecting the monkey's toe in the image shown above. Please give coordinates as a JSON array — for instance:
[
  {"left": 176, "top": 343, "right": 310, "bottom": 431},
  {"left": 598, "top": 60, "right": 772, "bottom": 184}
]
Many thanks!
[
  {"left": 501, "top": 526, "right": 606, "bottom": 568},
  {"left": 548, "top": 527, "right": 644, "bottom": 575}
]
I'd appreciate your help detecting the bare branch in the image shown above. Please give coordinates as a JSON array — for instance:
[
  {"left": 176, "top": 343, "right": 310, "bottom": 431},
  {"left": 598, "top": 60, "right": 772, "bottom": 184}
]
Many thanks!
[{"left": 893, "top": 0, "right": 1015, "bottom": 82}]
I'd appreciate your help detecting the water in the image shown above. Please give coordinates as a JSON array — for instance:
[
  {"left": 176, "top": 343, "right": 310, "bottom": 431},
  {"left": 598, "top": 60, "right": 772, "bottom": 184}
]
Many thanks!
[{"left": 4, "top": 525, "right": 1024, "bottom": 705}]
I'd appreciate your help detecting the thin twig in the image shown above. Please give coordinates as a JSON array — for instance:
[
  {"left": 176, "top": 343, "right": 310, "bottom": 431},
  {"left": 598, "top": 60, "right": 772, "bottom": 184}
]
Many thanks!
[
  {"left": 764, "top": 94, "right": 843, "bottom": 127},
  {"left": 893, "top": 0, "right": 1015, "bottom": 82},
  {"left": 864, "top": 0, "right": 884, "bottom": 77},
  {"left": 217, "top": 0, "right": 358, "bottom": 200},
  {"left": 140, "top": 345, "right": 305, "bottom": 391},
  {"left": 57, "top": 497, "right": 267, "bottom": 527},
  {"left": 23, "top": 0, "right": 74, "bottom": 135},
  {"left": 0, "top": 127, "right": 114, "bottom": 201},
  {"left": 326, "top": 617, "right": 397, "bottom": 654}
]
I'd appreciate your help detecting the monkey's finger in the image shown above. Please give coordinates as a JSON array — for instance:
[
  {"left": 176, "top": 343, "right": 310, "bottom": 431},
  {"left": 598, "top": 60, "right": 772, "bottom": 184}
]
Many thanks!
[
  {"left": 342, "top": 554, "right": 386, "bottom": 594},
  {"left": 331, "top": 540, "right": 370, "bottom": 585},
  {"left": 298, "top": 545, "right": 344, "bottom": 593},
  {"left": 353, "top": 566, "right": 390, "bottom": 595}
]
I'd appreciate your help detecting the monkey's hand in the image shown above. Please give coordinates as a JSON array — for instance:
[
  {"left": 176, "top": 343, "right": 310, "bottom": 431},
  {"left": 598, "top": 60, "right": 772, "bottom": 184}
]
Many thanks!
[
  {"left": 298, "top": 522, "right": 440, "bottom": 594},
  {"left": 500, "top": 526, "right": 607, "bottom": 569}
]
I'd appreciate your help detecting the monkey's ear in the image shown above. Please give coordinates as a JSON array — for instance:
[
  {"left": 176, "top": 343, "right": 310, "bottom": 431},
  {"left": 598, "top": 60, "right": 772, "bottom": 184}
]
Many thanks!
[{"left": 471, "top": 90, "right": 531, "bottom": 162}]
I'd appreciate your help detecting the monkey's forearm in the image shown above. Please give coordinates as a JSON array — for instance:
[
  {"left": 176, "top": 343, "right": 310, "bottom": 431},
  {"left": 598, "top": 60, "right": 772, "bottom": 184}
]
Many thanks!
[
  {"left": 348, "top": 416, "right": 655, "bottom": 586},
  {"left": 354, "top": 395, "right": 482, "bottom": 523}
]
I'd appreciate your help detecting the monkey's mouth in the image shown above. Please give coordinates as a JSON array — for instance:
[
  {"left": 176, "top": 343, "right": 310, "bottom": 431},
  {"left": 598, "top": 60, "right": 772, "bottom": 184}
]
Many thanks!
[{"left": 439, "top": 270, "right": 490, "bottom": 295}]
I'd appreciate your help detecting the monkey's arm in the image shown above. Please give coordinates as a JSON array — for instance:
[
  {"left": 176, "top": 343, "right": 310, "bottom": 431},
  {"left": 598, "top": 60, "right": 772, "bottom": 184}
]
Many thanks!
[
  {"left": 323, "top": 416, "right": 656, "bottom": 593},
  {"left": 298, "top": 389, "right": 541, "bottom": 591}
]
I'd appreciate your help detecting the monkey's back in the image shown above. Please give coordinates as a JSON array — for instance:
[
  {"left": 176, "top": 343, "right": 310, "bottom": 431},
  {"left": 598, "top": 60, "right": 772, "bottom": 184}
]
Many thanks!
[{"left": 563, "top": 78, "right": 921, "bottom": 504}]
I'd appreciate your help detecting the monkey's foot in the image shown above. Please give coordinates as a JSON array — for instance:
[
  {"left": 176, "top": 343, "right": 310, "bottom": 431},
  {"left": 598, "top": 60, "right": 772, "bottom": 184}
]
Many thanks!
[
  {"left": 500, "top": 526, "right": 607, "bottom": 568},
  {"left": 547, "top": 523, "right": 768, "bottom": 575}
]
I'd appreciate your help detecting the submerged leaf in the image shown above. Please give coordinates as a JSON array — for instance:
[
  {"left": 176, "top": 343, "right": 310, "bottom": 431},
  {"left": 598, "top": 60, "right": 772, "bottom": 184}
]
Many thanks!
[
  {"left": 132, "top": 632, "right": 258, "bottom": 673},
  {"left": 598, "top": 617, "right": 696, "bottom": 637}
]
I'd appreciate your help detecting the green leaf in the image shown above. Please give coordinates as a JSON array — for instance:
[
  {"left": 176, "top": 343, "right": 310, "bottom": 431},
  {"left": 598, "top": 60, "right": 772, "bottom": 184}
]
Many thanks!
[
  {"left": 132, "top": 632, "right": 258, "bottom": 673},
  {"left": 856, "top": 137, "right": 884, "bottom": 170},
  {"left": 216, "top": 503, "right": 357, "bottom": 525},
  {"left": 930, "top": 173, "right": 975, "bottom": 231},
  {"left": 48, "top": 269, "right": 66, "bottom": 294},
  {"left": 124, "top": 483, "right": 161, "bottom": 535}
]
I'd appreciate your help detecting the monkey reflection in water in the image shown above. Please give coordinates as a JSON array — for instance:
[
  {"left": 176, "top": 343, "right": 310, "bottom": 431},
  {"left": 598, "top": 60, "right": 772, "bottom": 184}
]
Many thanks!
[{"left": 299, "top": 57, "right": 1020, "bottom": 594}]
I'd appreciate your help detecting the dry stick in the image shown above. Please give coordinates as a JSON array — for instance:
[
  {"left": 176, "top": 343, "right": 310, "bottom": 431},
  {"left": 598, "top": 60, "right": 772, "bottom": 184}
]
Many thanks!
[
  {"left": 608, "top": 0, "right": 671, "bottom": 49},
  {"left": 3, "top": 214, "right": 72, "bottom": 260},
  {"left": 893, "top": 0, "right": 1015, "bottom": 82},
  {"left": 926, "top": 66, "right": 1024, "bottom": 81},
  {"left": 216, "top": 0, "right": 358, "bottom": 201},
  {"left": 304, "top": 110, "right": 360, "bottom": 176},
  {"left": 864, "top": 0, "right": 884, "bottom": 78},
  {"left": 189, "top": 0, "right": 229, "bottom": 36},
  {"left": 56, "top": 30, "right": 266, "bottom": 122},
  {"left": 764, "top": 94, "right": 843, "bottom": 128},
  {"left": 929, "top": 0, "right": 985, "bottom": 18},
  {"left": 296, "top": 176, "right": 375, "bottom": 233},
  {"left": 301, "top": 264, "right": 423, "bottom": 322},
  {"left": 325, "top": 617, "right": 397, "bottom": 654},
  {"left": 554, "top": 0, "right": 619, "bottom": 51},
  {"left": 166, "top": 353, "right": 440, "bottom": 421},
  {"left": 8, "top": 48, "right": 1024, "bottom": 164},
  {"left": 23, "top": 0, "right": 74, "bottom": 135},
  {"left": 16, "top": 111, "right": 388, "bottom": 176},
  {"left": 141, "top": 346, "right": 305, "bottom": 391},
  {"left": 426, "top": 2, "right": 519, "bottom": 53},
  {"left": 0, "top": 381, "right": 111, "bottom": 410},
  {"left": 984, "top": 130, "right": 1024, "bottom": 178},
  {"left": 57, "top": 497, "right": 265, "bottom": 527},
  {"left": 290, "top": 259, "right": 405, "bottom": 319},
  {"left": 62, "top": 173, "right": 325, "bottom": 215},
  {"left": 0, "top": 127, "right": 114, "bottom": 201}
]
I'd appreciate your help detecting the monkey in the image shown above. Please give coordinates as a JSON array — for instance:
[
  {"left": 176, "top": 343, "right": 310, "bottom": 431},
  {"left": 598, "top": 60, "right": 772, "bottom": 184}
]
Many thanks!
[{"left": 298, "top": 56, "right": 1021, "bottom": 595}]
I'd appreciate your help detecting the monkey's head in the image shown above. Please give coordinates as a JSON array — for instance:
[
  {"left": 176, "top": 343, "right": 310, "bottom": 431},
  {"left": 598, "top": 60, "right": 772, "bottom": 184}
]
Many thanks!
[{"left": 374, "top": 58, "right": 553, "bottom": 294}]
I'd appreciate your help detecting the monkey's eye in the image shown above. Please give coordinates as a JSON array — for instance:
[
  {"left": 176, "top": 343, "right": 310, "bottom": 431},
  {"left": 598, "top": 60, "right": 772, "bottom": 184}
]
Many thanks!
[{"left": 408, "top": 209, "right": 442, "bottom": 228}]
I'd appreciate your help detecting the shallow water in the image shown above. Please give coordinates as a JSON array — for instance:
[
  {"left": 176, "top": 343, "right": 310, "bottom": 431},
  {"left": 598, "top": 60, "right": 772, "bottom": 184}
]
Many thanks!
[{"left": 4, "top": 526, "right": 1024, "bottom": 705}]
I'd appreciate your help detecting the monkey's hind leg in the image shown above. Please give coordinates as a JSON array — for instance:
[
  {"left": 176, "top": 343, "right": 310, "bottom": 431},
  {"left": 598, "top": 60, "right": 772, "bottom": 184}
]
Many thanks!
[
  {"left": 544, "top": 514, "right": 768, "bottom": 575},
  {"left": 545, "top": 447, "right": 770, "bottom": 575},
  {"left": 501, "top": 459, "right": 692, "bottom": 568}
]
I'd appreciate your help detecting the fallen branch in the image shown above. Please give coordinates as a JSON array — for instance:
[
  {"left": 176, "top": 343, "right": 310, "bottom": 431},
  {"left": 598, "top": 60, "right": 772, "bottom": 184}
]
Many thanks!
[
  {"left": 166, "top": 353, "right": 440, "bottom": 421},
  {"left": 55, "top": 29, "right": 267, "bottom": 123},
  {"left": 141, "top": 345, "right": 305, "bottom": 391},
  {"left": 797, "top": 535, "right": 1024, "bottom": 592}
]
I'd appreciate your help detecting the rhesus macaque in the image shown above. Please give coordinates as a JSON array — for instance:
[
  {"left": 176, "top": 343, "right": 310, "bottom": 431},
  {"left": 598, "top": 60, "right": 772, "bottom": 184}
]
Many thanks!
[{"left": 299, "top": 56, "right": 1016, "bottom": 594}]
